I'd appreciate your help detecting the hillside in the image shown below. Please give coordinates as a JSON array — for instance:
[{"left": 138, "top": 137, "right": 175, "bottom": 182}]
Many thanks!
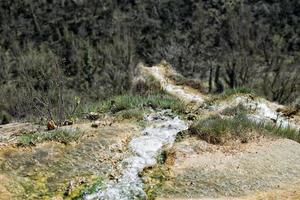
[{"left": 0, "top": 62, "right": 299, "bottom": 200}]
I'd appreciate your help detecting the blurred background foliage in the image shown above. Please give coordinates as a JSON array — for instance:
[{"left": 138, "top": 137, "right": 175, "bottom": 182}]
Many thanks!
[{"left": 0, "top": 0, "right": 299, "bottom": 120}]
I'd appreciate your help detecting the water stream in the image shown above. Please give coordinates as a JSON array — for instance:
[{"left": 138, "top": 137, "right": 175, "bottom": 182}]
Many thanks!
[{"left": 85, "top": 110, "right": 188, "bottom": 200}]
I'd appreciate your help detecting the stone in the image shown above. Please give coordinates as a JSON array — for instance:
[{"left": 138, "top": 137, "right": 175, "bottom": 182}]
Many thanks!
[
  {"left": 47, "top": 120, "right": 57, "bottom": 130},
  {"left": 63, "top": 120, "right": 74, "bottom": 126},
  {"left": 86, "top": 112, "right": 101, "bottom": 120},
  {"left": 187, "top": 113, "right": 197, "bottom": 121},
  {"left": 91, "top": 120, "right": 101, "bottom": 128}
]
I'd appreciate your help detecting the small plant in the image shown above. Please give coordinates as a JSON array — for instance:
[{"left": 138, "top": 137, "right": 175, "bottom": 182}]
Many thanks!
[{"left": 18, "top": 129, "right": 82, "bottom": 146}]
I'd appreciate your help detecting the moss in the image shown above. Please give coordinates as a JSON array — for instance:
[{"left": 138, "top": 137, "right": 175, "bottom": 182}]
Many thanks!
[
  {"left": 18, "top": 129, "right": 83, "bottom": 146},
  {"left": 71, "top": 177, "right": 103, "bottom": 200},
  {"left": 142, "top": 165, "right": 170, "bottom": 200}
]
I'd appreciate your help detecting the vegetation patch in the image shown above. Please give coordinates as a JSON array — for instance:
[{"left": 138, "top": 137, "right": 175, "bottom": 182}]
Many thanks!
[
  {"left": 115, "top": 109, "right": 145, "bottom": 121},
  {"left": 207, "top": 87, "right": 256, "bottom": 104},
  {"left": 263, "top": 123, "right": 300, "bottom": 143},
  {"left": 131, "top": 74, "right": 162, "bottom": 96},
  {"left": 189, "top": 114, "right": 300, "bottom": 145},
  {"left": 141, "top": 165, "right": 170, "bottom": 200},
  {"left": 71, "top": 177, "right": 103, "bottom": 200},
  {"left": 220, "top": 104, "right": 248, "bottom": 116},
  {"left": 18, "top": 129, "right": 83, "bottom": 146},
  {"left": 78, "top": 94, "right": 185, "bottom": 116},
  {"left": 0, "top": 111, "right": 12, "bottom": 125}
]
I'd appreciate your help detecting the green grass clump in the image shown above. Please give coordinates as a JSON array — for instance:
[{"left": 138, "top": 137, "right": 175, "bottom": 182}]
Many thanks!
[
  {"left": 220, "top": 104, "right": 248, "bottom": 116},
  {"left": 222, "top": 87, "right": 255, "bottom": 97},
  {"left": 115, "top": 109, "right": 145, "bottom": 121},
  {"left": 264, "top": 123, "right": 300, "bottom": 142},
  {"left": 189, "top": 114, "right": 300, "bottom": 144},
  {"left": 18, "top": 129, "right": 82, "bottom": 146},
  {"left": 207, "top": 87, "right": 255, "bottom": 104},
  {"left": 79, "top": 94, "right": 185, "bottom": 116}
]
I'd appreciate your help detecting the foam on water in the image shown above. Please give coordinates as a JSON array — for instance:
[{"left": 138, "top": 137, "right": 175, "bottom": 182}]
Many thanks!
[{"left": 85, "top": 110, "right": 188, "bottom": 200}]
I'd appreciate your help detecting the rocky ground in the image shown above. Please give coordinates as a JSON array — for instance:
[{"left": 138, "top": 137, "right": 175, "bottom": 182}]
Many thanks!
[
  {"left": 156, "top": 137, "right": 300, "bottom": 199},
  {"left": 0, "top": 120, "right": 139, "bottom": 199}
]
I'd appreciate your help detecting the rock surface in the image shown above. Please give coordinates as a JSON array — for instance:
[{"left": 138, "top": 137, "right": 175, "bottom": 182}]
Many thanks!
[{"left": 156, "top": 137, "right": 300, "bottom": 199}]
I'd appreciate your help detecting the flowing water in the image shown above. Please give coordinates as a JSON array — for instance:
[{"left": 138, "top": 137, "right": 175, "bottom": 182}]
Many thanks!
[{"left": 85, "top": 110, "right": 188, "bottom": 200}]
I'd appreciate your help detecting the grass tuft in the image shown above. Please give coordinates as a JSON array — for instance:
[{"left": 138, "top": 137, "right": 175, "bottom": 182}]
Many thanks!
[
  {"left": 78, "top": 94, "right": 185, "bottom": 117},
  {"left": 220, "top": 104, "right": 248, "bottom": 116},
  {"left": 18, "top": 129, "right": 82, "bottom": 146},
  {"left": 207, "top": 87, "right": 256, "bottom": 104},
  {"left": 115, "top": 109, "right": 145, "bottom": 121},
  {"left": 189, "top": 114, "right": 300, "bottom": 144}
]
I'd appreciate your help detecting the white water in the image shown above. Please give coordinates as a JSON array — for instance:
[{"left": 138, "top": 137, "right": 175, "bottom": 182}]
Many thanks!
[{"left": 85, "top": 110, "right": 188, "bottom": 200}]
